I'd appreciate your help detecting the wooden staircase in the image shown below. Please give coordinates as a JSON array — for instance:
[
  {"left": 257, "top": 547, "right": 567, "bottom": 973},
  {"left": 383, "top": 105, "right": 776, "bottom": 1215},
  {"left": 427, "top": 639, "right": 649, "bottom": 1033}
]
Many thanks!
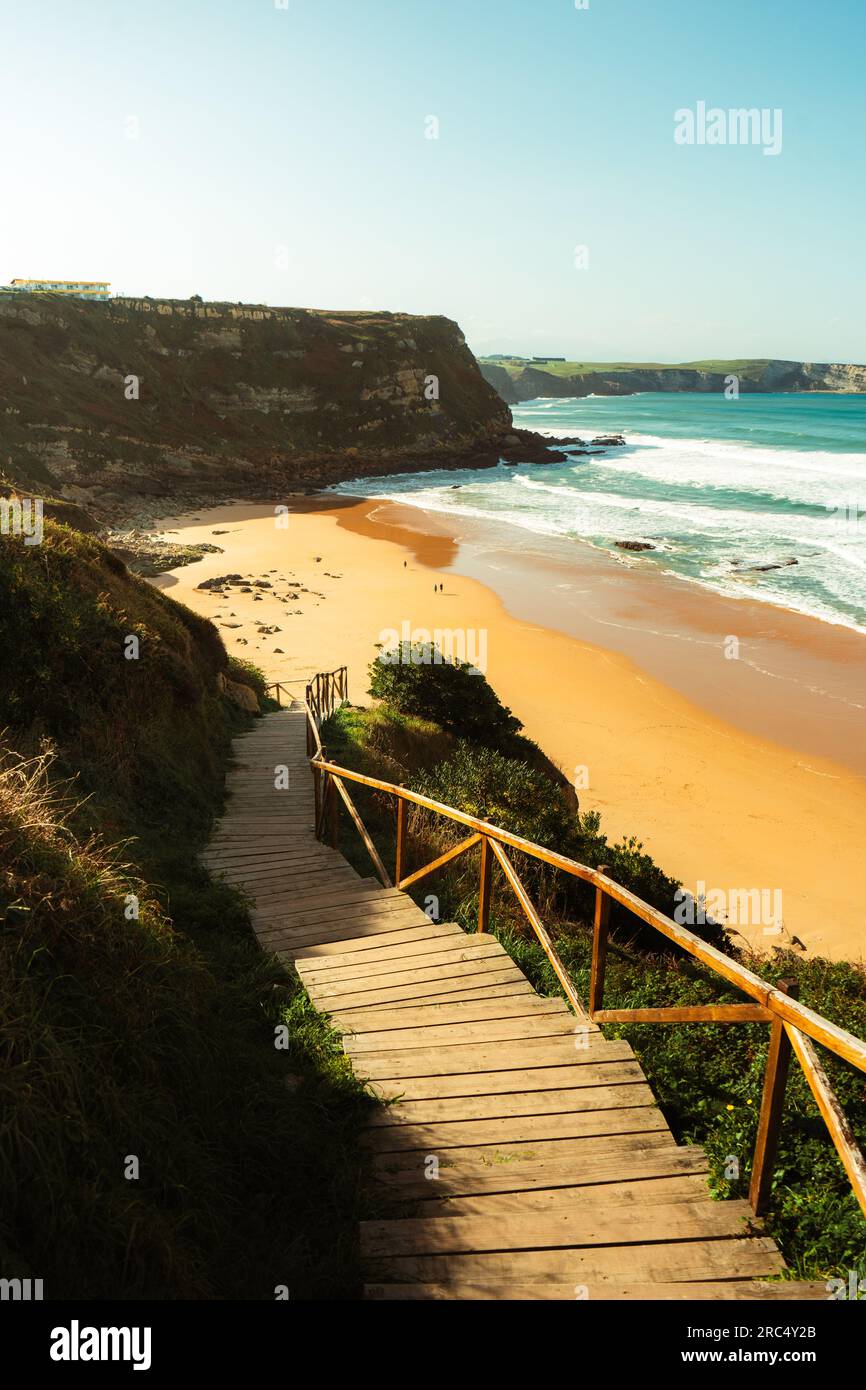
[{"left": 204, "top": 703, "right": 827, "bottom": 1301}]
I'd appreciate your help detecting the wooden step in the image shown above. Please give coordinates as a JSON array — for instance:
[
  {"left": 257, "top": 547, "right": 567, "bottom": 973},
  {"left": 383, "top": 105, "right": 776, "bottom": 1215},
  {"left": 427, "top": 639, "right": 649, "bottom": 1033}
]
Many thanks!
[{"left": 206, "top": 705, "right": 801, "bottom": 1303}]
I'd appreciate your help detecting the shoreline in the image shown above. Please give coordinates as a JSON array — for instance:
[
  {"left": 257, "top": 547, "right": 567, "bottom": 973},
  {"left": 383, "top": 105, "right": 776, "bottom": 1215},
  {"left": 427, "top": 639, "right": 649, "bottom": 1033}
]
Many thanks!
[
  {"left": 329, "top": 493, "right": 866, "bottom": 777},
  {"left": 148, "top": 495, "right": 866, "bottom": 963}
]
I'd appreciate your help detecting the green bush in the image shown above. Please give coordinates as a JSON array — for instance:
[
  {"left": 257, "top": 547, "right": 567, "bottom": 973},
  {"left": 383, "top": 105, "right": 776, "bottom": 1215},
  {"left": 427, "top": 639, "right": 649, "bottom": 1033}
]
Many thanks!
[
  {"left": 368, "top": 645, "right": 523, "bottom": 750},
  {"left": 227, "top": 655, "right": 269, "bottom": 699},
  {"left": 414, "top": 741, "right": 574, "bottom": 848}
]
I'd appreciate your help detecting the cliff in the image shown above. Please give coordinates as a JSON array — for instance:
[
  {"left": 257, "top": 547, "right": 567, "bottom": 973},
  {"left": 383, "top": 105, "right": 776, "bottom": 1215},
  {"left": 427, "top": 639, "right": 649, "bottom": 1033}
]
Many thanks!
[
  {"left": 480, "top": 357, "right": 866, "bottom": 404},
  {"left": 0, "top": 295, "right": 512, "bottom": 522}
]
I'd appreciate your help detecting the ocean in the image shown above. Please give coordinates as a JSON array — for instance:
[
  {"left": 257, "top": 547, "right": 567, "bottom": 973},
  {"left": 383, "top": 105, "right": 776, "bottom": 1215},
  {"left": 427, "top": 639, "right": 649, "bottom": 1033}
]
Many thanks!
[{"left": 329, "top": 392, "right": 866, "bottom": 634}]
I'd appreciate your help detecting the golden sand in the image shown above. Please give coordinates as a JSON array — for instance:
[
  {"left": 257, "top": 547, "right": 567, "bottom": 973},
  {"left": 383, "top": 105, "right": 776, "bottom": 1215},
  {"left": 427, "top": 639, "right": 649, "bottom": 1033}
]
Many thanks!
[{"left": 150, "top": 497, "right": 865, "bottom": 962}]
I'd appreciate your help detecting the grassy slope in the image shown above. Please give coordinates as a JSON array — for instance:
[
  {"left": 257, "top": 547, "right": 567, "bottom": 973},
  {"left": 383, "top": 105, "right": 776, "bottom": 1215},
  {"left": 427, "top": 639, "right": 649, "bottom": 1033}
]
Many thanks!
[
  {"left": 322, "top": 699, "right": 866, "bottom": 1281},
  {"left": 0, "top": 523, "right": 372, "bottom": 1299}
]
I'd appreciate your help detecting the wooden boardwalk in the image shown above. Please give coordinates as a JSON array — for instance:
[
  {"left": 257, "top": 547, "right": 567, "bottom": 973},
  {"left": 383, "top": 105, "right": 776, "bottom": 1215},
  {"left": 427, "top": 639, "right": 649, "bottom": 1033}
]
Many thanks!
[{"left": 205, "top": 705, "right": 826, "bottom": 1301}]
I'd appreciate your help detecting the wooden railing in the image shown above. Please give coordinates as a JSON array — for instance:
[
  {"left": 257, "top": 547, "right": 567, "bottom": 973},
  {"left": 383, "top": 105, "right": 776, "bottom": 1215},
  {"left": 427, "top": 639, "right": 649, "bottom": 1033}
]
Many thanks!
[
  {"left": 264, "top": 681, "right": 293, "bottom": 707},
  {"left": 300, "top": 667, "right": 392, "bottom": 887},
  {"left": 265, "top": 669, "right": 348, "bottom": 713},
  {"left": 299, "top": 668, "right": 866, "bottom": 1221},
  {"left": 306, "top": 666, "right": 347, "bottom": 727}
]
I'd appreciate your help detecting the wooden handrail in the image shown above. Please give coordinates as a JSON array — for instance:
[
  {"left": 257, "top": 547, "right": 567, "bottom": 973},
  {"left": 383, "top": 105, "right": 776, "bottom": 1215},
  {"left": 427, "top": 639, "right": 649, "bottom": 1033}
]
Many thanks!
[
  {"left": 785, "top": 1022, "right": 866, "bottom": 1215},
  {"left": 264, "top": 680, "right": 293, "bottom": 708},
  {"left": 297, "top": 668, "right": 390, "bottom": 887},
  {"left": 489, "top": 838, "right": 589, "bottom": 1021},
  {"left": 309, "top": 754, "right": 866, "bottom": 1073},
  {"left": 301, "top": 667, "right": 866, "bottom": 1220}
]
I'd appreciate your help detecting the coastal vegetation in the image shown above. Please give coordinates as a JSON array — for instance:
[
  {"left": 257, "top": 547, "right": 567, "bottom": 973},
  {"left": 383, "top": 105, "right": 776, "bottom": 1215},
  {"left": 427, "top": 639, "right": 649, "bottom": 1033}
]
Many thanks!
[
  {"left": 479, "top": 356, "right": 866, "bottom": 404},
  {"left": 322, "top": 651, "right": 866, "bottom": 1281},
  {"left": 0, "top": 523, "right": 370, "bottom": 1298}
]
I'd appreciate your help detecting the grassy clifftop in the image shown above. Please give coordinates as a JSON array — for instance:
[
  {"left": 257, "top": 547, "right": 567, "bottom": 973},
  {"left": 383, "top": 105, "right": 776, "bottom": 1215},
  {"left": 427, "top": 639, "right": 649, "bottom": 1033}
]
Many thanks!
[
  {"left": 0, "top": 524, "right": 370, "bottom": 1298},
  {"left": 480, "top": 356, "right": 866, "bottom": 403},
  {"left": 0, "top": 295, "right": 512, "bottom": 521}
]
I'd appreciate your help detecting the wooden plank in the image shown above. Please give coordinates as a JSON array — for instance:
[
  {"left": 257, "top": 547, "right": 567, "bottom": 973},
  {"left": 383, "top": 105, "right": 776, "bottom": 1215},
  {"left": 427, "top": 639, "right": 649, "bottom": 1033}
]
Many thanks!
[
  {"left": 375, "top": 1144, "right": 708, "bottom": 1196},
  {"left": 269, "top": 917, "right": 442, "bottom": 954},
  {"left": 254, "top": 884, "right": 411, "bottom": 915},
  {"left": 361, "top": 1198, "right": 755, "bottom": 1259},
  {"left": 310, "top": 944, "right": 513, "bottom": 994},
  {"left": 254, "top": 901, "right": 428, "bottom": 933},
  {"left": 254, "top": 896, "right": 424, "bottom": 929},
  {"left": 204, "top": 849, "right": 330, "bottom": 871},
  {"left": 204, "top": 844, "right": 328, "bottom": 863},
  {"left": 361, "top": 1106, "right": 669, "bottom": 1153},
  {"left": 406, "top": 1173, "right": 712, "bottom": 1216},
  {"left": 352, "top": 1037, "right": 625, "bottom": 1080},
  {"left": 250, "top": 876, "right": 386, "bottom": 907},
  {"left": 344, "top": 983, "right": 536, "bottom": 1013},
  {"left": 215, "top": 858, "right": 351, "bottom": 883},
  {"left": 366, "top": 1058, "right": 646, "bottom": 1101},
  {"left": 345, "top": 1015, "right": 585, "bottom": 1054},
  {"left": 362, "top": 1237, "right": 785, "bottom": 1284},
  {"left": 258, "top": 907, "right": 430, "bottom": 941},
  {"left": 298, "top": 936, "right": 503, "bottom": 985},
  {"left": 313, "top": 966, "right": 529, "bottom": 1013},
  {"left": 310, "top": 952, "right": 518, "bottom": 1002},
  {"left": 367, "top": 1081, "right": 655, "bottom": 1127},
  {"left": 294, "top": 921, "right": 463, "bottom": 960},
  {"left": 238, "top": 873, "right": 355, "bottom": 897},
  {"left": 269, "top": 925, "right": 431, "bottom": 957},
  {"left": 365, "top": 1279, "right": 826, "bottom": 1301},
  {"left": 334, "top": 997, "right": 569, "bottom": 1034},
  {"left": 370, "top": 1132, "right": 676, "bottom": 1171}
]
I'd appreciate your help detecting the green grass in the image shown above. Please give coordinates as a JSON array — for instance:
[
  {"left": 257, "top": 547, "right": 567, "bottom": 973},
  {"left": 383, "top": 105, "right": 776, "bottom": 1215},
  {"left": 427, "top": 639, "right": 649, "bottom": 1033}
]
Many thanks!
[
  {"left": 322, "top": 697, "right": 866, "bottom": 1283},
  {"left": 0, "top": 525, "right": 373, "bottom": 1299},
  {"left": 480, "top": 357, "right": 777, "bottom": 379}
]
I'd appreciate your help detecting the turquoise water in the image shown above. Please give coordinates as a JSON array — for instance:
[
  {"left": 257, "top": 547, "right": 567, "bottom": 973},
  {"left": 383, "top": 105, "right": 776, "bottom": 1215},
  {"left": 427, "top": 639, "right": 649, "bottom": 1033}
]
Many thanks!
[{"left": 331, "top": 393, "right": 866, "bottom": 632}]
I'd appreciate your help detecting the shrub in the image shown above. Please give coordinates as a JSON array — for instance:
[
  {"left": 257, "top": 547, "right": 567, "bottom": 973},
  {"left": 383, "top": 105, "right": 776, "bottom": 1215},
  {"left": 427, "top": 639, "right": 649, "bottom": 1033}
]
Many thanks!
[
  {"left": 368, "top": 645, "right": 523, "bottom": 750},
  {"left": 227, "top": 655, "right": 268, "bottom": 699},
  {"left": 414, "top": 742, "right": 574, "bottom": 848}
]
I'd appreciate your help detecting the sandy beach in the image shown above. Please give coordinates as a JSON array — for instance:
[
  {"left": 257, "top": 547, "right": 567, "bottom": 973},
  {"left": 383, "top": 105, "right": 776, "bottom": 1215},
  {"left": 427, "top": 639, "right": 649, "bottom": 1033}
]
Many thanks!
[{"left": 150, "top": 497, "right": 866, "bottom": 962}]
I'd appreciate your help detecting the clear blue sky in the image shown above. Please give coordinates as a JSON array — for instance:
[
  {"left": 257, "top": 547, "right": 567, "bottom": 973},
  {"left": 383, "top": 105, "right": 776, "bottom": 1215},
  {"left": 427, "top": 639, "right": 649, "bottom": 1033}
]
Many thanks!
[{"left": 2, "top": 0, "right": 864, "bottom": 361}]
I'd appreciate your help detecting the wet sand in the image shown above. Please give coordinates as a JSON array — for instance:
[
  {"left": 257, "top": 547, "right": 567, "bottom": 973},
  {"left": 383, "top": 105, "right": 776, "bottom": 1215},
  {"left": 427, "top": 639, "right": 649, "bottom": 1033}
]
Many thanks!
[{"left": 149, "top": 496, "right": 866, "bottom": 962}]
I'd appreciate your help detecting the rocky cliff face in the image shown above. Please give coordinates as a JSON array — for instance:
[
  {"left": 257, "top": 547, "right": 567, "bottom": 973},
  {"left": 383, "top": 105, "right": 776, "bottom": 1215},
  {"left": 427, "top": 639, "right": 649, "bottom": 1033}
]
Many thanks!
[
  {"left": 0, "top": 296, "right": 512, "bottom": 521},
  {"left": 480, "top": 359, "right": 866, "bottom": 403}
]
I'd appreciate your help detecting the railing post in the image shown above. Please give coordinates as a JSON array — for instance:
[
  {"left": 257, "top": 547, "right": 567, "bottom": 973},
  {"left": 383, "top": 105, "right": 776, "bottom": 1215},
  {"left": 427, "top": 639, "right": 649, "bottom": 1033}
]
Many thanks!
[
  {"left": 312, "top": 755, "right": 321, "bottom": 837},
  {"left": 395, "top": 788, "right": 407, "bottom": 887},
  {"left": 328, "top": 768, "right": 339, "bottom": 849},
  {"left": 750, "top": 979, "right": 798, "bottom": 1216},
  {"left": 478, "top": 828, "right": 492, "bottom": 933},
  {"left": 589, "top": 865, "right": 610, "bottom": 1015}
]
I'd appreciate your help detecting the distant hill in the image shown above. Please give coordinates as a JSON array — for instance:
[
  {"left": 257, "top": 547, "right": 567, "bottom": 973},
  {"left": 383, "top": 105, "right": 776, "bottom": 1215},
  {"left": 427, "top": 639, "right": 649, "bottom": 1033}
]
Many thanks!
[
  {"left": 479, "top": 357, "right": 866, "bottom": 404},
  {"left": 0, "top": 295, "right": 512, "bottom": 523}
]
